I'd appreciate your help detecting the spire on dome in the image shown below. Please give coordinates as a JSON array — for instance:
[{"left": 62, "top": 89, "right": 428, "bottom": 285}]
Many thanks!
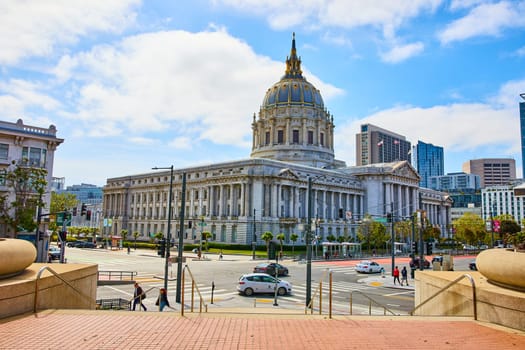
[{"left": 284, "top": 32, "right": 303, "bottom": 79}]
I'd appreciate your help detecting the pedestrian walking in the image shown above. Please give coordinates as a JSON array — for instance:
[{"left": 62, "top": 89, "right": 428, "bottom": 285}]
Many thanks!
[
  {"left": 132, "top": 282, "right": 147, "bottom": 311},
  {"left": 219, "top": 249, "right": 223, "bottom": 260},
  {"left": 127, "top": 245, "right": 131, "bottom": 254},
  {"left": 393, "top": 266, "right": 401, "bottom": 285},
  {"left": 155, "top": 288, "right": 170, "bottom": 311},
  {"left": 401, "top": 266, "right": 409, "bottom": 286}
]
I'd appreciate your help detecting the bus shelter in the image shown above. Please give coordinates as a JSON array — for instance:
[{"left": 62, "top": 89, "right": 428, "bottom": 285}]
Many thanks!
[{"left": 321, "top": 242, "right": 361, "bottom": 259}]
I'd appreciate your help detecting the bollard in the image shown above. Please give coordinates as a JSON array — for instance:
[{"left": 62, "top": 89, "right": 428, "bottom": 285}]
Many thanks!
[{"left": 211, "top": 281, "right": 215, "bottom": 304}]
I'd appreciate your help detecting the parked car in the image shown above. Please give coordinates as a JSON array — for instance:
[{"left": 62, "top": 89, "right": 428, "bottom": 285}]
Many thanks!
[
  {"left": 237, "top": 273, "right": 292, "bottom": 296},
  {"left": 76, "top": 241, "right": 96, "bottom": 248},
  {"left": 409, "top": 257, "right": 431, "bottom": 269},
  {"left": 67, "top": 240, "right": 86, "bottom": 247},
  {"left": 469, "top": 261, "right": 477, "bottom": 271},
  {"left": 431, "top": 256, "right": 443, "bottom": 264},
  {"left": 253, "top": 263, "right": 289, "bottom": 276},
  {"left": 48, "top": 246, "right": 61, "bottom": 260},
  {"left": 355, "top": 260, "right": 384, "bottom": 273}
]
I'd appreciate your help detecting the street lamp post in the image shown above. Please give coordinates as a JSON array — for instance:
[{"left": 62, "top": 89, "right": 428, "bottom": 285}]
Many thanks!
[
  {"left": 176, "top": 172, "right": 187, "bottom": 303},
  {"left": 152, "top": 166, "right": 174, "bottom": 292},
  {"left": 306, "top": 176, "right": 313, "bottom": 307},
  {"left": 252, "top": 209, "right": 256, "bottom": 260}
]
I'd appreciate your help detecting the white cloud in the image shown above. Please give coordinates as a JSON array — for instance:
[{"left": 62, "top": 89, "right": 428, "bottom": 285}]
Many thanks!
[
  {"left": 439, "top": 1, "right": 525, "bottom": 44},
  {"left": 516, "top": 46, "right": 525, "bottom": 57},
  {"left": 51, "top": 30, "right": 343, "bottom": 146},
  {"left": 449, "top": 0, "right": 486, "bottom": 11},
  {"left": 0, "top": 0, "right": 139, "bottom": 65},
  {"left": 335, "top": 78, "right": 525, "bottom": 166},
  {"left": 168, "top": 137, "right": 193, "bottom": 150},
  {"left": 215, "top": 0, "right": 443, "bottom": 38},
  {"left": 380, "top": 42, "right": 424, "bottom": 63},
  {"left": 0, "top": 79, "right": 61, "bottom": 114}
]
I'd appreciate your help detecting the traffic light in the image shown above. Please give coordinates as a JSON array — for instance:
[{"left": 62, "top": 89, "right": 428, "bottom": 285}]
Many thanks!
[
  {"left": 188, "top": 221, "right": 192, "bottom": 228},
  {"left": 427, "top": 242, "right": 433, "bottom": 255},
  {"left": 157, "top": 239, "right": 166, "bottom": 257},
  {"left": 386, "top": 213, "right": 393, "bottom": 223},
  {"left": 412, "top": 241, "right": 418, "bottom": 254},
  {"left": 81, "top": 203, "right": 87, "bottom": 216},
  {"left": 86, "top": 210, "right": 91, "bottom": 221},
  {"left": 59, "top": 230, "right": 67, "bottom": 242},
  {"left": 72, "top": 207, "right": 77, "bottom": 216}
]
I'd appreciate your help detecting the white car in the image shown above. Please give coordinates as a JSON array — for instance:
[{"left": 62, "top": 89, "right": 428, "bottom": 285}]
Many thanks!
[
  {"left": 237, "top": 273, "right": 292, "bottom": 296},
  {"left": 355, "top": 260, "right": 384, "bottom": 274}
]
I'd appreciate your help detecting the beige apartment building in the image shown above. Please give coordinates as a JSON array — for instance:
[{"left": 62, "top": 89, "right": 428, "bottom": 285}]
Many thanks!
[{"left": 462, "top": 158, "right": 516, "bottom": 188}]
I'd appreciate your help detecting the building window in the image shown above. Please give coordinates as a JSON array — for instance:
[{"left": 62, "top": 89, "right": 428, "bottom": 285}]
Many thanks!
[
  {"left": 320, "top": 133, "right": 325, "bottom": 146},
  {"left": 22, "top": 147, "right": 47, "bottom": 168},
  {"left": 277, "top": 130, "right": 284, "bottom": 144},
  {"left": 265, "top": 131, "right": 270, "bottom": 145},
  {"left": 292, "top": 130, "right": 299, "bottom": 144},
  {"left": 0, "top": 144, "right": 8, "bottom": 160},
  {"left": 307, "top": 131, "right": 314, "bottom": 145}
]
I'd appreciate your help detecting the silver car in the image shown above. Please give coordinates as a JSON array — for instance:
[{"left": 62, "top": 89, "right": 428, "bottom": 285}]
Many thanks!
[{"left": 237, "top": 273, "right": 292, "bottom": 296}]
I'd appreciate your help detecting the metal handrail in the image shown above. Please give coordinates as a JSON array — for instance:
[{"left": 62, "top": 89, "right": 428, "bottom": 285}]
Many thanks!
[
  {"left": 181, "top": 265, "right": 208, "bottom": 316},
  {"left": 305, "top": 268, "right": 330, "bottom": 314},
  {"left": 409, "top": 273, "right": 477, "bottom": 320},
  {"left": 34, "top": 266, "right": 95, "bottom": 313},
  {"left": 98, "top": 270, "right": 137, "bottom": 281},
  {"left": 349, "top": 290, "right": 399, "bottom": 316},
  {"left": 127, "top": 286, "right": 169, "bottom": 311}
]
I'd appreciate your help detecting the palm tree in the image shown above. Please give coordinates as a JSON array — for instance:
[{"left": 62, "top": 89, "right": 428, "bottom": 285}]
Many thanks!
[
  {"left": 276, "top": 233, "right": 285, "bottom": 259},
  {"left": 133, "top": 231, "right": 139, "bottom": 250},
  {"left": 290, "top": 233, "right": 298, "bottom": 256},
  {"left": 261, "top": 231, "right": 273, "bottom": 259},
  {"left": 202, "top": 231, "right": 212, "bottom": 251},
  {"left": 121, "top": 229, "right": 128, "bottom": 249}
]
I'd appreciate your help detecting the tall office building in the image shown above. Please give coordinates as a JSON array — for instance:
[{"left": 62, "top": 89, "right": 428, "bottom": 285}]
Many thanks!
[
  {"left": 520, "top": 93, "right": 525, "bottom": 178},
  {"left": 414, "top": 140, "right": 444, "bottom": 188},
  {"left": 355, "top": 124, "right": 411, "bottom": 166},
  {"left": 462, "top": 158, "right": 516, "bottom": 187}
]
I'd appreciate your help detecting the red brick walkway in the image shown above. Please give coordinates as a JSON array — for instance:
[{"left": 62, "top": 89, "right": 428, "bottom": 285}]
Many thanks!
[{"left": 0, "top": 310, "right": 523, "bottom": 349}]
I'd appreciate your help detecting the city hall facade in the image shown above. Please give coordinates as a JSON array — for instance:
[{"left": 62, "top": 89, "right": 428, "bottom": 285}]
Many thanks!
[{"left": 103, "top": 35, "right": 451, "bottom": 246}]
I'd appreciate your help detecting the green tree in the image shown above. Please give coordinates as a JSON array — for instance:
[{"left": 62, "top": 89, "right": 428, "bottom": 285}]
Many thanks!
[
  {"left": 261, "top": 231, "right": 273, "bottom": 258},
  {"left": 276, "top": 233, "right": 285, "bottom": 255},
  {"left": 290, "top": 233, "right": 298, "bottom": 255},
  {"left": 394, "top": 220, "right": 412, "bottom": 242},
  {"left": 0, "top": 162, "right": 48, "bottom": 236},
  {"left": 50, "top": 192, "right": 78, "bottom": 214},
  {"left": 133, "top": 231, "right": 139, "bottom": 249},
  {"left": 202, "top": 231, "right": 212, "bottom": 251},
  {"left": 326, "top": 234, "right": 336, "bottom": 242},
  {"left": 453, "top": 213, "right": 486, "bottom": 245},
  {"left": 499, "top": 220, "right": 521, "bottom": 244},
  {"left": 121, "top": 229, "right": 129, "bottom": 241}
]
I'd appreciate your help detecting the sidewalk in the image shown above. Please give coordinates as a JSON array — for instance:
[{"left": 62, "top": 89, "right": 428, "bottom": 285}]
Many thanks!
[
  {"left": 0, "top": 309, "right": 522, "bottom": 349},
  {"left": 360, "top": 273, "right": 415, "bottom": 290}
]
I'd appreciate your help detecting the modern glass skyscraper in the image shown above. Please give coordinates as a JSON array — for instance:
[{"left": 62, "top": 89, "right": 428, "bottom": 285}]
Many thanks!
[
  {"left": 414, "top": 140, "right": 444, "bottom": 188},
  {"left": 520, "top": 93, "right": 525, "bottom": 178}
]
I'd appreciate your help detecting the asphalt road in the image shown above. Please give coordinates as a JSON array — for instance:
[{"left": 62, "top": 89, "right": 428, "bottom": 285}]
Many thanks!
[{"left": 60, "top": 246, "right": 476, "bottom": 315}]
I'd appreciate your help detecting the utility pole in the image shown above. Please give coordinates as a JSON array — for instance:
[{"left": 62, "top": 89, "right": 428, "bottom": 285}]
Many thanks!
[{"left": 252, "top": 208, "right": 256, "bottom": 260}]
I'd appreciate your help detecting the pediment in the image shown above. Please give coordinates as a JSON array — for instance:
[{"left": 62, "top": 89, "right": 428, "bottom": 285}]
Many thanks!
[
  {"left": 391, "top": 161, "right": 420, "bottom": 180},
  {"left": 277, "top": 168, "right": 300, "bottom": 179}
]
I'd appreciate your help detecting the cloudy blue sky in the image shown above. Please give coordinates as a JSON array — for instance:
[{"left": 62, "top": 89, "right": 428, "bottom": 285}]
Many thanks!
[{"left": 2, "top": 0, "right": 525, "bottom": 186}]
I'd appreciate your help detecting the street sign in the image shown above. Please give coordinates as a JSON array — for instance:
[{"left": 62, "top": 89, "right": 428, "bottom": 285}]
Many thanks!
[
  {"left": 199, "top": 221, "right": 207, "bottom": 227},
  {"left": 374, "top": 217, "right": 387, "bottom": 223}
]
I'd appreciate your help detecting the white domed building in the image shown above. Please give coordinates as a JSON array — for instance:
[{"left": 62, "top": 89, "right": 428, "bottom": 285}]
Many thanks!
[{"left": 103, "top": 34, "right": 451, "bottom": 251}]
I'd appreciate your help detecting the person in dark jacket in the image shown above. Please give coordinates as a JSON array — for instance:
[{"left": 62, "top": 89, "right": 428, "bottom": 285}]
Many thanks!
[
  {"left": 401, "top": 266, "right": 409, "bottom": 286},
  {"left": 132, "top": 282, "right": 147, "bottom": 311},
  {"left": 155, "top": 288, "right": 170, "bottom": 311}
]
